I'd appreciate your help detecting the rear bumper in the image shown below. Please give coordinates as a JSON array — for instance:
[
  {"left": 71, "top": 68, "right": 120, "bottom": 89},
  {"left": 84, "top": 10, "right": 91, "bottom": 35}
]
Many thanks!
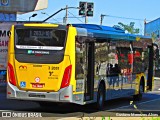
[{"left": 7, "top": 82, "right": 73, "bottom": 102}]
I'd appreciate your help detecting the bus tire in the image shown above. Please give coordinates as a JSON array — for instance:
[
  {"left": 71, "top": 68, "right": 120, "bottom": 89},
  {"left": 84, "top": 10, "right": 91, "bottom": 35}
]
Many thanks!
[
  {"left": 96, "top": 83, "right": 105, "bottom": 110},
  {"left": 38, "top": 101, "right": 58, "bottom": 108},
  {"left": 133, "top": 80, "right": 144, "bottom": 101}
]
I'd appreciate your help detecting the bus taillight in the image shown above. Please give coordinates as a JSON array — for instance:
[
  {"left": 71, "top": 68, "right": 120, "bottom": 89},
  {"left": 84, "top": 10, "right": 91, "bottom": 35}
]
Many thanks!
[
  {"left": 8, "top": 63, "right": 16, "bottom": 86},
  {"left": 61, "top": 65, "right": 72, "bottom": 89}
]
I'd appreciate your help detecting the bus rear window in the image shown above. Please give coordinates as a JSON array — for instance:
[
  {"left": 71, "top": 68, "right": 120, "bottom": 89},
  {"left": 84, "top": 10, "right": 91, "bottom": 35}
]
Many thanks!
[{"left": 15, "top": 28, "right": 66, "bottom": 50}]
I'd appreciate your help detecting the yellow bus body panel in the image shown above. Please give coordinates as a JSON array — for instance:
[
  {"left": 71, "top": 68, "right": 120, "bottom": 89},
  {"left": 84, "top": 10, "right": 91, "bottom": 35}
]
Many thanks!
[
  {"left": 14, "top": 56, "right": 70, "bottom": 92},
  {"left": 63, "top": 26, "right": 77, "bottom": 92},
  {"left": 24, "top": 23, "right": 58, "bottom": 27}
]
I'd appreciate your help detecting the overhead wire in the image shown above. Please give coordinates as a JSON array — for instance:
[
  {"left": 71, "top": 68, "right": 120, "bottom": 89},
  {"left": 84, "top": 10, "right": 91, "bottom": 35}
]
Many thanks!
[
  {"left": 104, "top": 14, "right": 151, "bottom": 22},
  {"left": 68, "top": 10, "right": 84, "bottom": 23}
]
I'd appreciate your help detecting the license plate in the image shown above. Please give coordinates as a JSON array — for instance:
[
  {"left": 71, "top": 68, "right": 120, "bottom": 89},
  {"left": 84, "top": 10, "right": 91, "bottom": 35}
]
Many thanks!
[
  {"left": 29, "top": 93, "right": 45, "bottom": 98},
  {"left": 32, "top": 83, "right": 44, "bottom": 88}
]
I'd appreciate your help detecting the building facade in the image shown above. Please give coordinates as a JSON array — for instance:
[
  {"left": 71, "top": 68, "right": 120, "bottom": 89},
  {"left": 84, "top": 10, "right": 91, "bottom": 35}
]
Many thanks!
[
  {"left": 0, "top": 0, "right": 48, "bottom": 21},
  {"left": 145, "top": 18, "right": 160, "bottom": 39}
]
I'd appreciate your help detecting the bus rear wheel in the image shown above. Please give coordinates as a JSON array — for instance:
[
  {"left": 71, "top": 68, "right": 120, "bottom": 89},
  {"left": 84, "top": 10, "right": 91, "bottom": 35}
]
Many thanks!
[
  {"left": 96, "top": 83, "right": 105, "bottom": 110},
  {"left": 133, "top": 81, "right": 144, "bottom": 101}
]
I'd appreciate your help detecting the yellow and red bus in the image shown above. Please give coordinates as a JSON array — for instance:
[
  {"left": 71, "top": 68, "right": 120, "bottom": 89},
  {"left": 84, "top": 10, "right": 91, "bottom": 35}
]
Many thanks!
[{"left": 7, "top": 23, "right": 155, "bottom": 109}]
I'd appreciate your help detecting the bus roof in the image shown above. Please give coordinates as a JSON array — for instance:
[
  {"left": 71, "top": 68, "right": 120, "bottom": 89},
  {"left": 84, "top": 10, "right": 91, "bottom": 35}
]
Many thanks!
[{"left": 72, "top": 24, "right": 151, "bottom": 41}]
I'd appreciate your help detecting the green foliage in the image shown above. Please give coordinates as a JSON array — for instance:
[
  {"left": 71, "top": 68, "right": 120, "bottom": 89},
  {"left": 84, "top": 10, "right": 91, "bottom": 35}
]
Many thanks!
[
  {"left": 151, "top": 32, "right": 157, "bottom": 42},
  {"left": 113, "top": 22, "right": 140, "bottom": 34}
]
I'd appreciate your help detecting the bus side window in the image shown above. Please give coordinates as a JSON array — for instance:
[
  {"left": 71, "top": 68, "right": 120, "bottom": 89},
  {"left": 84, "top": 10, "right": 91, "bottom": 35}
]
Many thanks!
[{"left": 75, "top": 38, "right": 84, "bottom": 79}]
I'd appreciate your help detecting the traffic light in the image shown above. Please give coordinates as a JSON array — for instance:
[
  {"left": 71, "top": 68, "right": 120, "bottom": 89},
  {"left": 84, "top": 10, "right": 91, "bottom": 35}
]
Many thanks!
[
  {"left": 79, "top": 2, "right": 86, "bottom": 16},
  {"left": 86, "top": 2, "right": 94, "bottom": 16}
]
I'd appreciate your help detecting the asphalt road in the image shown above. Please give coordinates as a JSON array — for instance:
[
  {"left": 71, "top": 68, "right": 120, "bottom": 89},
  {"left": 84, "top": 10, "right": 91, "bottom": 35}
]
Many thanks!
[{"left": 0, "top": 79, "right": 160, "bottom": 119}]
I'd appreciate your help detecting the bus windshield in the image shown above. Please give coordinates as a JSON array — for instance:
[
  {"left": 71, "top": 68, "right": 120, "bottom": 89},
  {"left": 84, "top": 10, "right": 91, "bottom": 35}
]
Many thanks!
[{"left": 15, "top": 28, "right": 66, "bottom": 50}]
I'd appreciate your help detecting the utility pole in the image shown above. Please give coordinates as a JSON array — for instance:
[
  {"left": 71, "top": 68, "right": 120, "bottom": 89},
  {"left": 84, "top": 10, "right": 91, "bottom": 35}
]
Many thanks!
[
  {"left": 64, "top": 5, "right": 68, "bottom": 24},
  {"left": 85, "top": 16, "right": 88, "bottom": 24},
  {"left": 144, "top": 18, "right": 146, "bottom": 36},
  {"left": 100, "top": 14, "right": 106, "bottom": 25},
  {"left": 85, "top": 2, "right": 88, "bottom": 24},
  {"left": 100, "top": 14, "right": 103, "bottom": 25}
]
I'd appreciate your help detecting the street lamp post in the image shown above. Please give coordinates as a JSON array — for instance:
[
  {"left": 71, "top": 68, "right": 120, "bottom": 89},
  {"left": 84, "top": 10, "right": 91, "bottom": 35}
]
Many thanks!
[
  {"left": 42, "top": 7, "right": 79, "bottom": 22},
  {"left": 29, "top": 13, "right": 37, "bottom": 21}
]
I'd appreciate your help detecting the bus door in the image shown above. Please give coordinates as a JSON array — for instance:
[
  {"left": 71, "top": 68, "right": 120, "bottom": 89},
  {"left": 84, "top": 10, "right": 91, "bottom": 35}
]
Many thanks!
[
  {"left": 147, "top": 45, "right": 154, "bottom": 90},
  {"left": 84, "top": 41, "right": 95, "bottom": 101},
  {"left": 117, "top": 43, "right": 134, "bottom": 96}
]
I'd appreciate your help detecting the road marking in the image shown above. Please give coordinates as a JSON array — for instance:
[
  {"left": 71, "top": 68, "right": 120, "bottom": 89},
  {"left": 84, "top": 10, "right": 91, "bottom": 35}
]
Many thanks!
[{"left": 108, "top": 98, "right": 160, "bottom": 111}]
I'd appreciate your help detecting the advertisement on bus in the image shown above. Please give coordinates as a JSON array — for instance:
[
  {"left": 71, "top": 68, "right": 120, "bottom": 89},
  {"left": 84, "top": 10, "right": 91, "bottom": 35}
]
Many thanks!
[{"left": 0, "top": 22, "right": 16, "bottom": 84}]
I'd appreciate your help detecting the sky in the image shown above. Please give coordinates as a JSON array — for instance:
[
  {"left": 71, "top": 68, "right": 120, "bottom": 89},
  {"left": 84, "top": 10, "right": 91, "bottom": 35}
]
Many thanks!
[{"left": 17, "top": 0, "right": 160, "bottom": 35}]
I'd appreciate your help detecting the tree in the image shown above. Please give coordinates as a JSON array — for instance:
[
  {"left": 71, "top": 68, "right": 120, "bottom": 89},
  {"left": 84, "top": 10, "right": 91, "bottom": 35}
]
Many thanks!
[
  {"left": 113, "top": 22, "right": 139, "bottom": 34},
  {"left": 151, "top": 32, "right": 157, "bottom": 42}
]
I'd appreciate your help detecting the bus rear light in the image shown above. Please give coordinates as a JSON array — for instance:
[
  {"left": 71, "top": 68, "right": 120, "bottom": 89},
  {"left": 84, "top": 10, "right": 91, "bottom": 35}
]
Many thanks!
[
  {"left": 64, "top": 95, "right": 69, "bottom": 98},
  {"left": 7, "top": 92, "right": 11, "bottom": 95},
  {"left": 61, "top": 65, "right": 72, "bottom": 89},
  {"left": 8, "top": 63, "right": 16, "bottom": 86}
]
